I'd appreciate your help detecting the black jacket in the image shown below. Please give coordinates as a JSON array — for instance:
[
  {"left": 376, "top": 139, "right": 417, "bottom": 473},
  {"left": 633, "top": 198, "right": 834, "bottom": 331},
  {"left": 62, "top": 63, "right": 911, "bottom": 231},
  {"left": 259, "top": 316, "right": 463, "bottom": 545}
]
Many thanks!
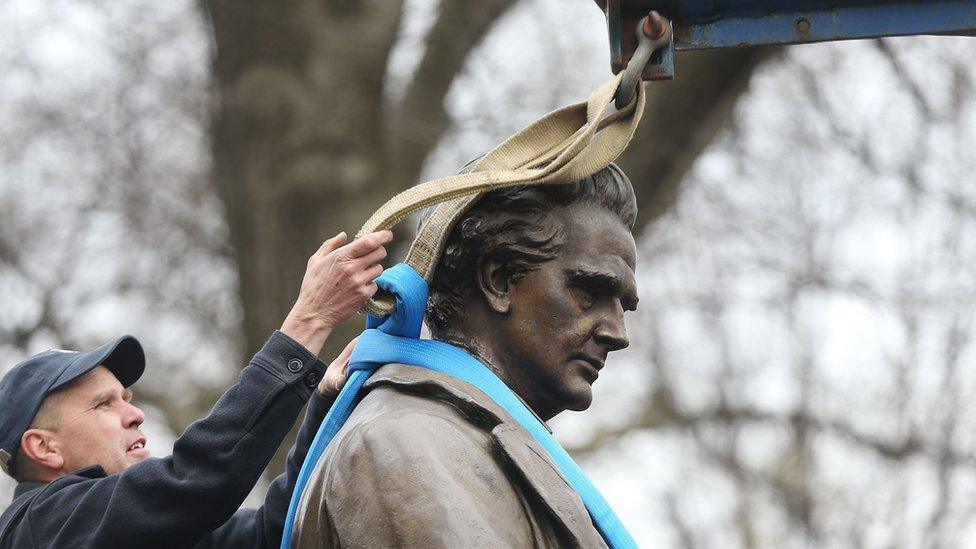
[{"left": 0, "top": 331, "right": 331, "bottom": 548}]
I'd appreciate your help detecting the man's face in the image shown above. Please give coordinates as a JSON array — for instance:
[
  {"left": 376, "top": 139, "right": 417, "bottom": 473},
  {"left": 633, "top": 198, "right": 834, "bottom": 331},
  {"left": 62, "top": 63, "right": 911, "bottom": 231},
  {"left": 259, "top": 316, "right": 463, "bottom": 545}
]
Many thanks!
[
  {"left": 498, "top": 203, "right": 637, "bottom": 420},
  {"left": 43, "top": 365, "right": 148, "bottom": 475}
]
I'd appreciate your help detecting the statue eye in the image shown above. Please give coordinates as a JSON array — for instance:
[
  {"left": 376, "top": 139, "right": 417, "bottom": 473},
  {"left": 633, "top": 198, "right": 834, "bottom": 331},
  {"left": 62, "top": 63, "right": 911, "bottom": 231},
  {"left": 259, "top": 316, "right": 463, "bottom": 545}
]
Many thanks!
[{"left": 572, "top": 285, "right": 596, "bottom": 310}]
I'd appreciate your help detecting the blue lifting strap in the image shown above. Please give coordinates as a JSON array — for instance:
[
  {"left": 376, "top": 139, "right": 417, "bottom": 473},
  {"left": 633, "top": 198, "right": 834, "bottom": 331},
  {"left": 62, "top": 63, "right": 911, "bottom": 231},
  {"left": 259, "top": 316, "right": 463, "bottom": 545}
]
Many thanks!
[{"left": 280, "top": 263, "right": 637, "bottom": 549}]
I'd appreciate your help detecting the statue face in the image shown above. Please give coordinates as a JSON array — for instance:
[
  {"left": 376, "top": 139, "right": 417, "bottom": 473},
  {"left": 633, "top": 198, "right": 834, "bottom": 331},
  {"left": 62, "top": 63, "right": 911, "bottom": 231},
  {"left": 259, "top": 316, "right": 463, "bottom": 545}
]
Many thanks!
[{"left": 495, "top": 203, "right": 638, "bottom": 420}]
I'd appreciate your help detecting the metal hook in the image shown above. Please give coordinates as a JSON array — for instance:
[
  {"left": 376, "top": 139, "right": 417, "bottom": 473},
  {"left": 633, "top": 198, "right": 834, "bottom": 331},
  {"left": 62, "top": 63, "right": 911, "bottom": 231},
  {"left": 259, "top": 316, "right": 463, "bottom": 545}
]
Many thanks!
[{"left": 613, "top": 11, "right": 673, "bottom": 110}]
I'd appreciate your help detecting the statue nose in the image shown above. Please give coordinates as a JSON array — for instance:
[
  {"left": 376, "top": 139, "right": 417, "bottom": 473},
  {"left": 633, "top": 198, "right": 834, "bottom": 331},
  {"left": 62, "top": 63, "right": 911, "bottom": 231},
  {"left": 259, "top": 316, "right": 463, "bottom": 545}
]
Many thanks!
[{"left": 594, "top": 305, "right": 629, "bottom": 352}]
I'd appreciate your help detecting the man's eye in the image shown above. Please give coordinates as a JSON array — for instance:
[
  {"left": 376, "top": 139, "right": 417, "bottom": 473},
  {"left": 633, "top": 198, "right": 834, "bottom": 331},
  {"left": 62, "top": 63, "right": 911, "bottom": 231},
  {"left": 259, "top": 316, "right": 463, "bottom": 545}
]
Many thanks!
[{"left": 96, "top": 400, "right": 112, "bottom": 409}]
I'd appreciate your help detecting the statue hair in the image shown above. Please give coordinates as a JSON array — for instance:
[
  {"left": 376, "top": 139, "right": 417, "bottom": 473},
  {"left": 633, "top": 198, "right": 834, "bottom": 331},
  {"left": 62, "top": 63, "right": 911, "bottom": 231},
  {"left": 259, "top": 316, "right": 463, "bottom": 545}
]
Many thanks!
[{"left": 425, "top": 163, "right": 637, "bottom": 334}]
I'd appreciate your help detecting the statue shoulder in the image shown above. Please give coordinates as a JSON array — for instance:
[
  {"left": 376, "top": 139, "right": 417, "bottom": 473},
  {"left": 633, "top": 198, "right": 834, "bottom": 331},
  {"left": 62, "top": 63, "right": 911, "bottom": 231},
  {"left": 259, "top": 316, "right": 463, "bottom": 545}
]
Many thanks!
[
  {"left": 293, "top": 379, "right": 527, "bottom": 549},
  {"left": 329, "top": 363, "right": 505, "bottom": 462},
  {"left": 360, "top": 362, "right": 510, "bottom": 430},
  {"left": 305, "top": 366, "right": 519, "bottom": 512},
  {"left": 310, "top": 363, "right": 517, "bottom": 496}
]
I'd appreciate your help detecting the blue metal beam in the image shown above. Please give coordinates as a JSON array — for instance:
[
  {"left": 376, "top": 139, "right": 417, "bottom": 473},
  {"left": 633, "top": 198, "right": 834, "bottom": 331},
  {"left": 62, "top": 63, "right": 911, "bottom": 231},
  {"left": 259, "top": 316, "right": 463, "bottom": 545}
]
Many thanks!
[
  {"left": 601, "top": 0, "right": 976, "bottom": 80},
  {"left": 673, "top": 0, "right": 976, "bottom": 50}
]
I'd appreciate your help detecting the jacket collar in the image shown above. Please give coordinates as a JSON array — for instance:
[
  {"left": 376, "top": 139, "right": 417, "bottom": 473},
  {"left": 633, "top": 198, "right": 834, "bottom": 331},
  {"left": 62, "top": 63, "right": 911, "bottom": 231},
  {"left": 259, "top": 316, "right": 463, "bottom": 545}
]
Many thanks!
[
  {"left": 13, "top": 465, "right": 106, "bottom": 499},
  {"left": 12, "top": 481, "right": 42, "bottom": 500}
]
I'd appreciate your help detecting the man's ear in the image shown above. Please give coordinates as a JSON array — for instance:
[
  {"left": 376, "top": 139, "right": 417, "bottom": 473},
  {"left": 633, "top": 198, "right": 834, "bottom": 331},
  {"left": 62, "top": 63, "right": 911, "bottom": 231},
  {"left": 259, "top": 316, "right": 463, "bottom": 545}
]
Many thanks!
[
  {"left": 476, "top": 256, "right": 512, "bottom": 314},
  {"left": 21, "top": 429, "right": 64, "bottom": 473}
]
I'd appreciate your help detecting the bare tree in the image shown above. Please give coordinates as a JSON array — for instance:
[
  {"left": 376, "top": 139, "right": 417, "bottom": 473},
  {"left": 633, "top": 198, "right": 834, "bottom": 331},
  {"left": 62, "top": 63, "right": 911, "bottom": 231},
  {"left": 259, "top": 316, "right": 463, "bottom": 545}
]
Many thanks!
[
  {"left": 0, "top": 0, "right": 230, "bottom": 502},
  {"left": 562, "top": 37, "right": 976, "bottom": 548}
]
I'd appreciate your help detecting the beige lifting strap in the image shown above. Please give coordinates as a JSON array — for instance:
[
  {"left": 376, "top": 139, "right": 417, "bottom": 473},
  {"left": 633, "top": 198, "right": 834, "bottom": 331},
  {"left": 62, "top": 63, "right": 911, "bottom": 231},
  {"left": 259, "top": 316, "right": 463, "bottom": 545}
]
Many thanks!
[{"left": 356, "top": 72, "right": 646, "bottom": 316}]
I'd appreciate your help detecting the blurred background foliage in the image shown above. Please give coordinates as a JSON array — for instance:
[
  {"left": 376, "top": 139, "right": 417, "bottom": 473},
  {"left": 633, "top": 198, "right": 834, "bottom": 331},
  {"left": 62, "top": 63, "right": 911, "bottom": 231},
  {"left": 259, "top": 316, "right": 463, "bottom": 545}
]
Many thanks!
[{"left": 1, "top": 1, "right": 975, "bottom": 546}]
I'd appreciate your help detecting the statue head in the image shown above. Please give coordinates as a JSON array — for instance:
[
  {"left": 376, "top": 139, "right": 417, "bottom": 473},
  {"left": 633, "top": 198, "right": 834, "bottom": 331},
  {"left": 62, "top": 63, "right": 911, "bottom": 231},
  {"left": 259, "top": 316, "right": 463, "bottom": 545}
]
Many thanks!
[{"left": 426, "top": 164, "right": 639, "bottom": 420}]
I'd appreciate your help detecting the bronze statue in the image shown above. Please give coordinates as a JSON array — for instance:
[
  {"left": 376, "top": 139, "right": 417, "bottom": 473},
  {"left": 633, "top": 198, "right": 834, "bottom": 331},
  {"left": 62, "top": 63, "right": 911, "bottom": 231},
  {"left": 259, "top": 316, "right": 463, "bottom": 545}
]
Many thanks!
[{"left": 293, "top": 164, "right": 638, "bottom": 548}]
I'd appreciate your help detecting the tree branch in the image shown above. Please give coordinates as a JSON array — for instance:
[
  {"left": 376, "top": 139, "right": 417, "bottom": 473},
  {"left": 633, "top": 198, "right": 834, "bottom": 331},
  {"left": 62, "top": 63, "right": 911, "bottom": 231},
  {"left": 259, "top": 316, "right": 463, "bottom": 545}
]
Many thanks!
[
  {"left": 566, "top": 395, "right": 973, "bottom": 469},
  {"left": 388, "top": 0, "right": 516, "bottom": 186},
  {"left": 620, "top": 47, "right": 780, "bottom": 231}
]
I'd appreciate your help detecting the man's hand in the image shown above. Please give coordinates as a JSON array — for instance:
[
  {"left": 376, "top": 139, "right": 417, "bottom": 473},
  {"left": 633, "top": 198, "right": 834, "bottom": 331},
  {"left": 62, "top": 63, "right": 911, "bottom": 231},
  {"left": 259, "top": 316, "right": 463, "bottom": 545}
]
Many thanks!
[
  {"left": 318, "top": 336, "right": 358, "bottom": 397},
  {"left": 281, "top": 231, "right": 393, "bottom": 355}
]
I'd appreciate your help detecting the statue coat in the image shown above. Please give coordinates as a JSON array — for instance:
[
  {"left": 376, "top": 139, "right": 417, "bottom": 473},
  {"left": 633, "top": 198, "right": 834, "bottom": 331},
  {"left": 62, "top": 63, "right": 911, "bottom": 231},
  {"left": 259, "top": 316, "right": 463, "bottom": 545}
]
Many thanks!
[{"left": 292, "top": 363, "right": 609, "bottom": 548}]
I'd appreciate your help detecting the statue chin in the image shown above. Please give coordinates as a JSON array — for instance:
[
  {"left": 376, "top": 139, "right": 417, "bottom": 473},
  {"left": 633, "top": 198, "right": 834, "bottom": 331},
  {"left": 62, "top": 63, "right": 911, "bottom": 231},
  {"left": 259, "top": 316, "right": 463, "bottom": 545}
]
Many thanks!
[
  {"left": 545, "top": 377, "right": 596, "bottom": 416},
  {"left": 564, "top": 387, "right": 595, "bottom": 413}
]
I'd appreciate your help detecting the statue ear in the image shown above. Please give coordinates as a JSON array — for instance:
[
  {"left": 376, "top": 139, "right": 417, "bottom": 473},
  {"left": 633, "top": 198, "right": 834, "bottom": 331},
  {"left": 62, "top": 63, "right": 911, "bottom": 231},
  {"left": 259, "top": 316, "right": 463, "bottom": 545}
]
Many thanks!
[{"left": 476, "top": 256, "right": 511, "bottom": 314}]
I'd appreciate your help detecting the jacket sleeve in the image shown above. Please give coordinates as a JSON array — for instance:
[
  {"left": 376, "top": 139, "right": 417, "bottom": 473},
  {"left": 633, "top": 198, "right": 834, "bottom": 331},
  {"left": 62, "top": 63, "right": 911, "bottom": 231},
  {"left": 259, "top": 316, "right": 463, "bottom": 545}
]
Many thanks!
[
  {"left": 197, "top": 388, "right": 333, "bottom": 548},
  {"left": 16, "top": 331, "right": 327, "bottom": 549},
  {"left": 294, "top": 401, "right": 536, "bottom": 549}
]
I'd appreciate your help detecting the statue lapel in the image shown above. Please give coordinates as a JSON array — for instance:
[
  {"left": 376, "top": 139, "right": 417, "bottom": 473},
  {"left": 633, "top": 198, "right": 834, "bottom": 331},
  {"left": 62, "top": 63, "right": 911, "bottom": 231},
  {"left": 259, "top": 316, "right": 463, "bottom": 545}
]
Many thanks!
[{"left": 491, "top": 422, "right": 610, "bottom": 549}]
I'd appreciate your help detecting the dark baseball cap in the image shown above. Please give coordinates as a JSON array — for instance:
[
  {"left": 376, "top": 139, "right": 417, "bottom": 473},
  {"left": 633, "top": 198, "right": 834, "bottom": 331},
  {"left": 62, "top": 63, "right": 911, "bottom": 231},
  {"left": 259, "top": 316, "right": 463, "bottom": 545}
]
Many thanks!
[{"left": 0, "top": 336, "right": 145, "bottom": 477}]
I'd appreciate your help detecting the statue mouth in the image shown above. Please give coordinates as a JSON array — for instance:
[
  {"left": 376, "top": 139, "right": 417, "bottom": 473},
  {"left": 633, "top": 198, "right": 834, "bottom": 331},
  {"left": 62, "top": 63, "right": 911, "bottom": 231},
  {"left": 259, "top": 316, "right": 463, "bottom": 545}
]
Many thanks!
[{"left": 573, "top": 355, "right": 605, "bottom": 381}]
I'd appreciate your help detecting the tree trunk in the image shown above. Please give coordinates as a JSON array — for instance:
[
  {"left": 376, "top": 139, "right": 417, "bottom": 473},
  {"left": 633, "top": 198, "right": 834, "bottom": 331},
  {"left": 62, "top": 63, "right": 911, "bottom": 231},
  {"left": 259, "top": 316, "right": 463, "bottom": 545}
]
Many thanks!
[
  {"left": 205, "top": 0, "right": 406, "bottom": 363},
  {"left": 203, "top": 0, "right": 515, "bottom": 478}
]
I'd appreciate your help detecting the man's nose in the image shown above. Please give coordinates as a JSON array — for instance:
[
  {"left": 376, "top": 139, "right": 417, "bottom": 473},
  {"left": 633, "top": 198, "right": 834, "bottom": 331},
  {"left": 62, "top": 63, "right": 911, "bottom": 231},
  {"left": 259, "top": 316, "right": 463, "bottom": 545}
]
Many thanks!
[
  {"left": 594, "top": 302, "right": 629, "bottom": 352},
  {"left": 123, "top": 402, "right": 146, "bottom": 429}
]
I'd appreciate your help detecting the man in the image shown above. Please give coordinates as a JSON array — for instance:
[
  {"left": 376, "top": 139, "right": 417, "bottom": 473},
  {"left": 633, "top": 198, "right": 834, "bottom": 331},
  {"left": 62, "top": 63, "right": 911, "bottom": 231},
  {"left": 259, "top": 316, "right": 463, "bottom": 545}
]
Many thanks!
[
  {"left": 293, "top": 164, "right": 638, "bottom": 548},
  {"left": 0, "top": 229, "right": 393, "bottom": 548}
]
